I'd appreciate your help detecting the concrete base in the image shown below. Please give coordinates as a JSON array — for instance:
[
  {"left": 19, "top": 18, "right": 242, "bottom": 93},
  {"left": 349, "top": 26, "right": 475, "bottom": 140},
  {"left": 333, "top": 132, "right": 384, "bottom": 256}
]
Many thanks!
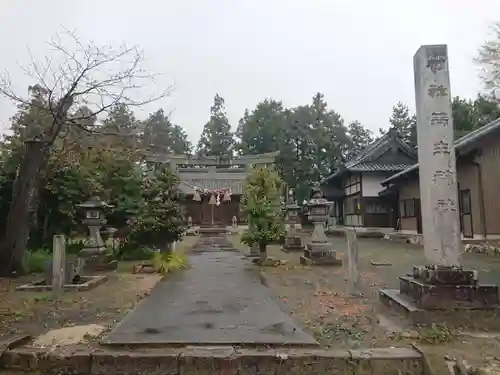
[
  {"left": 300, "top": 255, "right": 342, "bottom": 266},
  {"left": 380, "top": 265, "right": 499, "bottom": 312},
  {"left": 16, "top": 275, "right": 108, "bottom": 292},
  {"left": 399, "top": 276, "right": 498, "bottom": 309}
]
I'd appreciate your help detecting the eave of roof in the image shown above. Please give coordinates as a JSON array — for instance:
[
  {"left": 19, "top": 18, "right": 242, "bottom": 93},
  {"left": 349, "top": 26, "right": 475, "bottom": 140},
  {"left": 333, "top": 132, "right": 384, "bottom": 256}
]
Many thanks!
[
  {"left": 381, "top": 117, "right": 500, "bottom": 186},
  {"left": 322, "top": 129, "right": 416, "bottom": 184}
]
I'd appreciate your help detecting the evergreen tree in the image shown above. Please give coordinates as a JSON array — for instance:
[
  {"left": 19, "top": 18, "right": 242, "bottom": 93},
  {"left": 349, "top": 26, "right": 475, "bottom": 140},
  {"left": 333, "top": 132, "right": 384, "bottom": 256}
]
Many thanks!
[
  {"left": 346, "top": 121, "right": 373, "bottom": 160},
  {"left": 142, "top": 109, "right": 192, "bottom": 155},
  {"left": 388, "top": 102, "right": 417, "bottom": 146},
  {"left": 241, "top": 167, "right": 284, "bottom": 262},
  {"left": 235, "top": 99, "right": 284, "bottom": 155},
  {"left": 197, "top": 94, "right": 234, "bottom": 156}
]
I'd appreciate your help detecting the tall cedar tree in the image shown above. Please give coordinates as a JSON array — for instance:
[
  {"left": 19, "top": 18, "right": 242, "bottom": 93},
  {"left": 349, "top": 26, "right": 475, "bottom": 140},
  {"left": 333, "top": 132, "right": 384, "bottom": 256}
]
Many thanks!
[
  {"left": 142, "top": 109, "right": 192, "bottom": 155},
  {"left": 197, "top": 94, "right": 234, "bottom": 156}
]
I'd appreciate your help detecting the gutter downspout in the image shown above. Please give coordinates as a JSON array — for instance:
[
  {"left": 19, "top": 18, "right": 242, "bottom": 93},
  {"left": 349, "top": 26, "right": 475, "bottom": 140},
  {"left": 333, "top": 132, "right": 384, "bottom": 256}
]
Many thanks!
[{"left": 472, "top": 153, "right": 487, "bottom": 239}]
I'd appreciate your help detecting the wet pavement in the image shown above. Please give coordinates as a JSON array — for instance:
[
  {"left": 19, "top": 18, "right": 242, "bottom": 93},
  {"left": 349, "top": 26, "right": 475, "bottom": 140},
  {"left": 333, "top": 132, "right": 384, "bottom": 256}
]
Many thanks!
[{"left": 103, "top": 236, "right": 318, "bottom": 346}]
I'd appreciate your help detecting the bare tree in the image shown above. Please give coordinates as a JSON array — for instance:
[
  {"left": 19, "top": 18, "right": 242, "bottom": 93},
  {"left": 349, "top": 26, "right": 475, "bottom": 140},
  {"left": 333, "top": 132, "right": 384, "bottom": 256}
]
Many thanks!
[
  {"left": 476, "top": 22, "right": 500, "bottom": 100},
  {"left": 0, "top": 29, "right": 170, "bottom": 276}
]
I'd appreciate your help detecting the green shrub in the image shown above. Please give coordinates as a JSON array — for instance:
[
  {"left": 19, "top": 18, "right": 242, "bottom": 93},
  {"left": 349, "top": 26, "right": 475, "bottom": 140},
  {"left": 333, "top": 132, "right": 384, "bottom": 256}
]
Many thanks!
[
  {"left": 24, "top": 249, "right": 52, "bottom": 274},
  {"left": 126, "top": 169, "right": 185, "bottom": 250},
  {"left": 152, "top": 252, "right": 188, "bottom": 274},
  {"left": 119, "top": 245, "right": 155, "bottom": 261}
]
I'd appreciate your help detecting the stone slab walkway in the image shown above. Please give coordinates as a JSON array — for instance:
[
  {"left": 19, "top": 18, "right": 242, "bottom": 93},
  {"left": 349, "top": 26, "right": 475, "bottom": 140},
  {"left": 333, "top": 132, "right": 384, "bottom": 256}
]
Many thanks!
[{"left": 103, "top": 236, "right": 318, "bottom": 346}]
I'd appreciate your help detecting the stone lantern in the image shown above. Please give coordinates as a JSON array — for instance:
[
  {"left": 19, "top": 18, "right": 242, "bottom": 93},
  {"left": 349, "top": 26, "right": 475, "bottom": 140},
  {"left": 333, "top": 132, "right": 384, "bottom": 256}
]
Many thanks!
[
  {"left": 300, "top": 187, "right": 342, "bottom": 266},
  {"left": 77, "top": 197, "right": 117, "bottom": 271},
  {"left": 281, "top": 203, "right": 304, "bottom": 252}
]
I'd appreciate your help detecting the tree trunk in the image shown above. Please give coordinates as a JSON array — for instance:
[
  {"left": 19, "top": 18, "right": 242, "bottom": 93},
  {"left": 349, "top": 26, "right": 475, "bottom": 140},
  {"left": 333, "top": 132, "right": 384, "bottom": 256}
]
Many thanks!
[
  {"left": 259, "top": 242, "right": 267, "bottom": 262},
  {"left": 0, "top": 141, "right": 49, "bottom": 276}
]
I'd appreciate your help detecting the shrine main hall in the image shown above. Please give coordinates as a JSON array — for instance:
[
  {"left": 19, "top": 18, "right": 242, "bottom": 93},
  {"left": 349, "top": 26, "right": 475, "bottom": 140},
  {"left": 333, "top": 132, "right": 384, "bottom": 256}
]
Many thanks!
[{"left": 144, "top": 151, "right": 279, "bottom": 226}]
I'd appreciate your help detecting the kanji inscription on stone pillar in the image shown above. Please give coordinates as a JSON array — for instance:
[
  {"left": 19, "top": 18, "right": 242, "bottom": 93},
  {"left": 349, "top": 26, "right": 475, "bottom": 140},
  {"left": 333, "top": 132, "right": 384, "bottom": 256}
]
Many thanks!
[{"left": 414, "top": 45, "right": 461, "bottom": 266}]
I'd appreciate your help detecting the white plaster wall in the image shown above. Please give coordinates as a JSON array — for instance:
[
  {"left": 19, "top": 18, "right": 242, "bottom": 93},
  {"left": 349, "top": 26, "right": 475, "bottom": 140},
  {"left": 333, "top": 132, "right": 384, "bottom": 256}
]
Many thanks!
[{"left": 362, "top": 174, "right": 386, "bottom": 197}]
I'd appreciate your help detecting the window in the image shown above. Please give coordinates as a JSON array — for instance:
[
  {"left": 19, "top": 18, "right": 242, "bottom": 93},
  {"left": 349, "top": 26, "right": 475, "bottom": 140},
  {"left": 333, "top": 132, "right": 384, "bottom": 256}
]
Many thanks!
[
  {"left": 343, "top": 174, "right": 361, "bottom": 195},
  {"left": 459, "top": 189, "right": 471, "bottom": 215},
  {"left": 365, "top": 200, "right": 388, "bottom": 214},
  {"left": 399, "top": 199, "right": 416, "bottom": 218}
]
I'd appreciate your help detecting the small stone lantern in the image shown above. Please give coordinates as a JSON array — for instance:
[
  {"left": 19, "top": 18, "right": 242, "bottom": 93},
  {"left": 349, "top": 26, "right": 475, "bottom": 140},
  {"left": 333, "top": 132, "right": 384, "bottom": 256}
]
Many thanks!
[
  {"left": 281, "top": 203, "right": 304, "bottom": 252},
  {"left": 77, "top": 197, "right": 117, "bottom": 270},
  {"left": 300, "top": 187, "right": 342, "bottom": 266}
]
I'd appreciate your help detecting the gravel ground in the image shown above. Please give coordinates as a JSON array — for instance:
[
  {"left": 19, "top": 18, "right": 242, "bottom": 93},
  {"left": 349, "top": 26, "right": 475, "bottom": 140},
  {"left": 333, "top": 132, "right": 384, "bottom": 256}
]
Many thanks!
[
  {"left": 0, "top": 236, "right": 199, "bottom": 342},
  {"left": 228, "top": 233, "right": 500, "bottom": 371}
]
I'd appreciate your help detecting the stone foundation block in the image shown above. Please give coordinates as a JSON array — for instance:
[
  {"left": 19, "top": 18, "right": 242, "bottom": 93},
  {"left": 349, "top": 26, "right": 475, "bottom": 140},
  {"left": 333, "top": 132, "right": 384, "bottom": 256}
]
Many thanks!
[
  {"left": 300, "top": 255, "right": 342, "bottom": 266},
  {"left": 399, "top": 276, "right": 499, "bottom": 309},
  {"left": 91, "top": 349, "right": 182, "bottom": 375}
]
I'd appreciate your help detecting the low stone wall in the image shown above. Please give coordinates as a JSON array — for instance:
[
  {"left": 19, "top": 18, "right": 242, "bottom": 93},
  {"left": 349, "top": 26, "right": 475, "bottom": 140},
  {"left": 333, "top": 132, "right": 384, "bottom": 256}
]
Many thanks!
[{"left": 0, "top": 344, "right": 425, "bottom": 375}]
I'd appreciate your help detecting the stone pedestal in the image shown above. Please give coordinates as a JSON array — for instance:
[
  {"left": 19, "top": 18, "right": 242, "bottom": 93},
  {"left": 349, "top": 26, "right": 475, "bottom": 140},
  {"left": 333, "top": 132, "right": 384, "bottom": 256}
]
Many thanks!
[
  {"left": 380, "top": 265, "right": 499, "bottom": 310},
  {"left": 282, "top": 235, "right": 304, "bottom": 252},
  {"left": 80, "top": 228, "right": 117, "bottom": 271},
  {"left": 300, "top": 244, "right": 342, "bottom": 266}
]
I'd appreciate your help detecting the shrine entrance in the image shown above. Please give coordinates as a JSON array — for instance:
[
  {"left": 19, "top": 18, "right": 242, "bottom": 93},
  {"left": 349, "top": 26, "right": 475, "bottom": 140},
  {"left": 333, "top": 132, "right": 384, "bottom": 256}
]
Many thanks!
[{"left": 144, "top": 151, "right": 279, "bottom": 226}]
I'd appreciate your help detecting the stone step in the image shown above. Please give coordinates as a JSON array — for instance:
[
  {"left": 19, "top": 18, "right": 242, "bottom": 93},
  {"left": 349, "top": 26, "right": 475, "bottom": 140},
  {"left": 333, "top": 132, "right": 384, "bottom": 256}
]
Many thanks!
[{"left": 0, "top": 344, "right": 425, "bottom": 375}]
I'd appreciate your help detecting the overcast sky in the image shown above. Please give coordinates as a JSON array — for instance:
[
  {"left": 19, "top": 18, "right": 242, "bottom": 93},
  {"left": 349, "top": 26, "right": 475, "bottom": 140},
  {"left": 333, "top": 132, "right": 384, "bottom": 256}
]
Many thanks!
[{"left": 1, "top": 0, "right": 499, "bottom": 144}]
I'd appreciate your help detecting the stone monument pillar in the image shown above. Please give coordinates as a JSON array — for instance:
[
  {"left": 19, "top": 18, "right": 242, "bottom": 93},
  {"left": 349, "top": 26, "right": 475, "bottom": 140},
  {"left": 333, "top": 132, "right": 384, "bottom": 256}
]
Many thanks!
[
  {"left": 281, "top": 203, "right": 304, "bottom": 252},
  {"left": 300, "top": 188, "right": 342, "bottom": 266},
  {"left": 380, "top": 45, "right": 498, "bottom": 310}
]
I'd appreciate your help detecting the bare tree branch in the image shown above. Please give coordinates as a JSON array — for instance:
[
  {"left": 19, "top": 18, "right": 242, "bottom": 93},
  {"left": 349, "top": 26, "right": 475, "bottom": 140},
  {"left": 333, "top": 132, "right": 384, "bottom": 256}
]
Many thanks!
[{"left": 0, "top": 28, "right": 172, "bottom": 143}]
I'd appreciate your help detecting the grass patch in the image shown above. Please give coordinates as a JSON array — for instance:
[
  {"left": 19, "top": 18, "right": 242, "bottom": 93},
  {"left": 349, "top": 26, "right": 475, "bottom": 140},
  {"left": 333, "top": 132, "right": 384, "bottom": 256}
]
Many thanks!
[
  {"left": 23, "top": 249, "right": 52, "bottom": 274},
  {"left": 152, "top": 252, "right": 189, "bottom": 275},
  {"left": 419, "top": 323, "right": 455, "bottom": 344}
]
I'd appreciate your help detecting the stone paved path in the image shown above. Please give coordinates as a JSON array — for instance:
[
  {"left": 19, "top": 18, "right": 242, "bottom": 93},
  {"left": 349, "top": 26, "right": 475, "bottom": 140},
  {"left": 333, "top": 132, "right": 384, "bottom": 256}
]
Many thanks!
[{"left": 103, "top": 236, "right": 318, "bottom": 346}]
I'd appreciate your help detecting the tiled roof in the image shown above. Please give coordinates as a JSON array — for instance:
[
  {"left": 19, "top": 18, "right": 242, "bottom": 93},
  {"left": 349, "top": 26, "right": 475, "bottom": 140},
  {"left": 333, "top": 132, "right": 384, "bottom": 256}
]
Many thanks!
[
  {"left": 322, "top": 128, "right": 417, "bottom": 182},
  {"left": 381, "top": 117, "right": 500, "bottom": 186},
  {"left": 348, "top": 163, "right": 414, "bottom": 172}
]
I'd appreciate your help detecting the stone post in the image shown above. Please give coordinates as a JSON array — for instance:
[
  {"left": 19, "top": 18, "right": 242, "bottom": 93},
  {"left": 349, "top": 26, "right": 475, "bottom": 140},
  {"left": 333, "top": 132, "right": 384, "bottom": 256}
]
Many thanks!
[
  {"left": 281, "top": 203, "right": 304, "bottom": 252},
  {"left": 379, "top": 45, "right": 499, "bottom": 311},
  {"left": 52, "top": 235, "right": 66, "bottom": 300},
  {"left": 345, "top": 229, "right": 360, "bottom": 295},
  {"left": 414, "top": 44, "right": 461, "bottom": 267}
]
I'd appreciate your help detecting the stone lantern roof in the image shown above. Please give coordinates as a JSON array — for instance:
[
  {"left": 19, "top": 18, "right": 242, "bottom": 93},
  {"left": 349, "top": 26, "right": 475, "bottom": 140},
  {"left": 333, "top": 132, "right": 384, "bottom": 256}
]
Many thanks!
[{"left": 77, "top": 196, "right": 114, "bottom": 210}]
